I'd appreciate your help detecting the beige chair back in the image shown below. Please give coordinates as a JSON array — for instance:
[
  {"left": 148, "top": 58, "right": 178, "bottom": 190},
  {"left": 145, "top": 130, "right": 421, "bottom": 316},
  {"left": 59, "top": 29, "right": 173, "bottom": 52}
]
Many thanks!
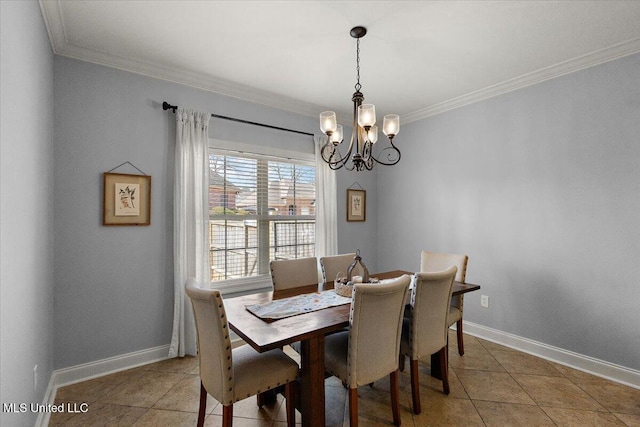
[
  {"left": 269, "top": 257, "right": 319, "bottom": 291},
  {"left": 420, "top": 250, "right": 468, "bottom": 314},
  {"left": 347, "top": 275, "right": 411, "bottom": 387},
  {"left": 185, "top": 278, "right": 233, "bottom": 405},
  {"left": 319, "top": 253, "right": 363, "bottom": 283},
  {"left": 408, "top": 266, "right": 457, "bottom": 358},
  {"left": 420, "top": 251, "right": 468, "bottom": 282}
]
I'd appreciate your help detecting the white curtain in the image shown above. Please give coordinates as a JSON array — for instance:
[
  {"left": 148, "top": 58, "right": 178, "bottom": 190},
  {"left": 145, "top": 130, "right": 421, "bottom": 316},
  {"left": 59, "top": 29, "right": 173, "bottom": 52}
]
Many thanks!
[
  {"left": 315, "top": 135, "right": 338, "bottom": 260},
  {"left": 169, "top": 107, "right": 211, "bottom": 358}
]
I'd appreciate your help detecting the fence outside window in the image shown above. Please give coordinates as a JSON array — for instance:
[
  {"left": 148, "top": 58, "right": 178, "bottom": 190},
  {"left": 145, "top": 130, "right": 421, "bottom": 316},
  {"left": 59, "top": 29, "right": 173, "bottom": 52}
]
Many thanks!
[{"left": 209, "top": 219, "right": 315, "bottom": 282}]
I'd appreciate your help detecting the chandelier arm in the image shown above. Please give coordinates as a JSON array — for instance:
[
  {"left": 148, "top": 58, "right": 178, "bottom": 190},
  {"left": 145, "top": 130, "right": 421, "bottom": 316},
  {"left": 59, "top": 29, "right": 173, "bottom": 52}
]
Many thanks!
[
  {"left": 320, "top": 136, "right": 356, "bottom": 170},
  {"left": 351, "top": 92, "right": 361, "bottom": 145},
  {"left": 359, "top": 141, "right": 373, "bottom": 170},
  {"left": 341, "top": 161, "right": 356, "bottom": 171},
  {"left": 364, "top": 156, "right": 374, "bottom": 170},
  {"left": 361, "top": 140, "right": 371, "bottom": 160},
  {"left": 369, "top": 140, "right": 402, "bottom": 166},
  {"left": 327, "top": 143, "right": 355, "bottom": 171},
  {"left": 320, "top": 140, "right": 337, "bottom": 162}
]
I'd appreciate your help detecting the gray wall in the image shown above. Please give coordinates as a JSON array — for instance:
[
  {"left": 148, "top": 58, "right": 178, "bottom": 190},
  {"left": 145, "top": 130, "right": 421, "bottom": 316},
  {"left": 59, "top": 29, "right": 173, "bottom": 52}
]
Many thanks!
[
  {"left": 336, "top": 165, "right": 378, "bottom": 269},
  {"left": 52, "top": 56, "right": 377, "bottom": 369},
  {"left": 1, "top": 1, "right": 55, "bottom": 426},
  {"left": 376, "top": 53, "right": 640, "bottom": 371},
  {"left": 11, "top": 2, "right": 637, "bottom": 385}
]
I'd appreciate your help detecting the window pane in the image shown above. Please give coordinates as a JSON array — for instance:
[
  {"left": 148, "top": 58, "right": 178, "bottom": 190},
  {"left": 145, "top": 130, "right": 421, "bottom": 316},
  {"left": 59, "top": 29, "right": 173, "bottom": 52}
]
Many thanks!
[
  {"left": 209, "top": 155, "right": 257, "bottom": 216},
  {"left": 209, "top": 219, "right": 258, "bottom": 280},
  {"left": 268, "top": 161, "right": 315, "bottom": 216},
  {"left": 209, "top": 151, "right": 315, "bottom": 284},
  {"left": 271, "top": 220, "right": 315, "bottom": 260}
]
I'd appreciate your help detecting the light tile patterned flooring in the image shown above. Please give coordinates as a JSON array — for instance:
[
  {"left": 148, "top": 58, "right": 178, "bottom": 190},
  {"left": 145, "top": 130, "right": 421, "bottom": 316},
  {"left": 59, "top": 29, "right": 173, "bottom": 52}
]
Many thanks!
[{"left": 50, "top": 331, "right": 640, "bottom": 426}]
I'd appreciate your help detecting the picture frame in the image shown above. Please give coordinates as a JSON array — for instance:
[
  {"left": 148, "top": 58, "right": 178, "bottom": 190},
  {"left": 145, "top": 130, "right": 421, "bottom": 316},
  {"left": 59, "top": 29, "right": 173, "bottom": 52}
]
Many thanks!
[
  {"left": 347, "top": 189, "right": 366, "bottom": 222},
  {"left": 103, "top": 172, "right": 151, "bottom": 226}
]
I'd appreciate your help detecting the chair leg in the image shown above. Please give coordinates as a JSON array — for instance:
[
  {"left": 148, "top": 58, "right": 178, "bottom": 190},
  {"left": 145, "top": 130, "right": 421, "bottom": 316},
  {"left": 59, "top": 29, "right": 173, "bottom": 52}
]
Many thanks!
[
  {"left": 399, "top": 353, "right": 406, "bottom": 372},
  {"left": 285, "top": 381, "right": 296, "bottom": 427},
  {"left": 456, "top": 319, "right": 464, "bottom": 355},
  {"left": 348, "top": 387, "right": 358, "bottom": 427},
  {"left": 410, "top": 359, "right": 421, "bottom": 414},
  {"left": 439, "top": 346, "right": 450, "bottom": 395},
  {"left": 222, "top": 404, "right": 233, "bottom": 427},
  {"left": 256, "top": 389, "right": 277, "bottom": 407},
  {"left": 197, "top": 381, "right": 207, "bottom": 427},
  {"left": 390, "top": 370, "right": 401, "bottom": 426}
]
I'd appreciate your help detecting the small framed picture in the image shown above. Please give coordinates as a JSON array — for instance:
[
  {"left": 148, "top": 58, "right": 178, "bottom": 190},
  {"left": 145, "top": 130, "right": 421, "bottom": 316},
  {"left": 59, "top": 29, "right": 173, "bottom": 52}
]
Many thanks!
[
  {"left": 347, "top": 189, "right": 366, "bottom": 222},
  {"left": 103, "top": 172, "right": 151, "bottom": 226}
]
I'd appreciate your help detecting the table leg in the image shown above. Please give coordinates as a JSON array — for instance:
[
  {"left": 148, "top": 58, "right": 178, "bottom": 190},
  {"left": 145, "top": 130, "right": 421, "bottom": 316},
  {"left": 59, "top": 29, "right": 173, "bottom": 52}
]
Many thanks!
[{"left": 299, "top": 335, "right": 325, "bottom": 427}]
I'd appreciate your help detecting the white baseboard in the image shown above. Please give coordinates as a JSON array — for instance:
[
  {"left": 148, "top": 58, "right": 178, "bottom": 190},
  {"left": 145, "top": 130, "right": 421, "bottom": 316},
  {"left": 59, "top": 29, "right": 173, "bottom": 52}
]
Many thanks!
[
  {"left": 53, "top": 344, "right": 171, "bottom": 389},
  {"left": 462, "top": 321, "right": 640, "bottom": 390},
  {"left": 36, "top": 324, "right": 639, "bottom": 427},
  {"left": 36, "top": 345, "right": 171, "bottom": 427}
]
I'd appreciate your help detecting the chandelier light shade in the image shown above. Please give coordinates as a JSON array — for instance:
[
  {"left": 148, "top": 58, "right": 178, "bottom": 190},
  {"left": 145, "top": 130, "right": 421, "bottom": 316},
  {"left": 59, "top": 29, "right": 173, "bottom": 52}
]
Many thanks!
[
  {"left": 320, "top": 111, "right": 337, "bottom": 134},
  {"left": 319, "top": 26, "right": 401, "bottom": 171},
  {"left": 331, "top": 124, "right": 344, "bottom": 144},
  {"left": 357, "top": 104, "right": 376, "bottom": 129},
  {"left": 383, "top": 114, "right": 399, "bottom": 138}
]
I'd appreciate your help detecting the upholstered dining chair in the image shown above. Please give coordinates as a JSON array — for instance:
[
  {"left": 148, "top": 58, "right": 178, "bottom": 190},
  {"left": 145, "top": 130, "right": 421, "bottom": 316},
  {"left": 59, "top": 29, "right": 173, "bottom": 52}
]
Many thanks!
[
  {"left": 269, "top": 256, "right": 319, "bottom": 291},
  {"left": 324, "top": 275, "right": 411, "bottom": 427},
  {"left": 420, "top": 250, "right": 469, "bottom": 356},
  {"left": 319, "top": 253, "right": 363, "bottom": 284},
  {"left": 399, "top": 267, "right": 457, "bottom": 414},
  {"left": 270, "top": 256, "right": 320, "bottom": 357},
  {"left": 185, "top": 278, "right": 299, "bottom": 427}
]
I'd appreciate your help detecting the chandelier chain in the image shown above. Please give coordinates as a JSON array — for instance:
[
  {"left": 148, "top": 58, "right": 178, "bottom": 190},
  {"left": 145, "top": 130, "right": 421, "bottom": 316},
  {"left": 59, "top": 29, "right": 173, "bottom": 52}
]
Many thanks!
[{"left": 355, "top": 38, "right": 361, "bottom": 92}]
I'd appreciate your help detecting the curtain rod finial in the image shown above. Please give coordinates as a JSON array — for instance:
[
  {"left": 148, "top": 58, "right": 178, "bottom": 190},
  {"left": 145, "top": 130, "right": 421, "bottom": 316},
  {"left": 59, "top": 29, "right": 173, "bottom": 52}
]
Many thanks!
[{"left": 162, "top": 101, "right": 177, "bottom": 112}]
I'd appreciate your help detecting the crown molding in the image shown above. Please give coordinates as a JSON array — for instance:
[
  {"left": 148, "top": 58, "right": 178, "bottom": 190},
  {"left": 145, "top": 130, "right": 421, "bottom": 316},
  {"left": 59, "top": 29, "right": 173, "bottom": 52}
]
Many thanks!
[
  {"left": 55, "top": 43, "right": 329, "bottom": 119},
  {"left": 39, "top": 2, "right": 331, "bottom": 119},
  {"left": 402, "top": 37, "right": 640, "bottom": 124},
  {"left": 40, "top": 1, "right": 640, "bottom": 125}
]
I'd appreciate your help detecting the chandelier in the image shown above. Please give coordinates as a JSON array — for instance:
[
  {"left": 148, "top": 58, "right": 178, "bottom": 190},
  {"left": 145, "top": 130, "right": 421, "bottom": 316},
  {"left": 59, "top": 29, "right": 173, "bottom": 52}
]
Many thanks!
[{"left": 319, "top": 26, "right": 401, "bottom": 171}]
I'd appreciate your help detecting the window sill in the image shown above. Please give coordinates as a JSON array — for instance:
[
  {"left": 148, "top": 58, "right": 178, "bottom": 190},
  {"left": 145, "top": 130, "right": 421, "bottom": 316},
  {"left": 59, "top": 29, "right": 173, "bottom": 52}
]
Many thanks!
[{"left": 211, "top": 276, "right": 272, "bottom": 298}]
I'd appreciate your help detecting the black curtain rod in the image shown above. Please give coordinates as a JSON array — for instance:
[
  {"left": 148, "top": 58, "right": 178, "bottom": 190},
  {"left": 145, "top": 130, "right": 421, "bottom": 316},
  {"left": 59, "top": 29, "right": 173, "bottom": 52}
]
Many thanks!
[{"left": 162, "top": 102, "right": 314, "bottom": 137}]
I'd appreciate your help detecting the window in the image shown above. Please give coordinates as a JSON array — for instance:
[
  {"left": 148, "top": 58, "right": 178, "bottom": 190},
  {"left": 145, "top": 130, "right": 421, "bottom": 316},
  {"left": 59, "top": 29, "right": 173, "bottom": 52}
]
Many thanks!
[{"left": 208, "top": 147, "right": 315, "bottom": 291}]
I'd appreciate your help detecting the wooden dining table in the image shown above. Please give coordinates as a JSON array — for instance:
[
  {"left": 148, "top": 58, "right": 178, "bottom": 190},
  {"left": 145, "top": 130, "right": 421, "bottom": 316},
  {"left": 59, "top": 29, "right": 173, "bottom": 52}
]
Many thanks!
[{"left": 224, "top": 270, "right": 480, "bottom": 427}]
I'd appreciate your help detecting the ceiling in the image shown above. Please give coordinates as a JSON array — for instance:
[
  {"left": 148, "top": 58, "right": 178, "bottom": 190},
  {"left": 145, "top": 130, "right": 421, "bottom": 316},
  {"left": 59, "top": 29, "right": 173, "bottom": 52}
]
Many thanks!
[{"left": 40, "top": 1, "right": 640, "bottom": 124}]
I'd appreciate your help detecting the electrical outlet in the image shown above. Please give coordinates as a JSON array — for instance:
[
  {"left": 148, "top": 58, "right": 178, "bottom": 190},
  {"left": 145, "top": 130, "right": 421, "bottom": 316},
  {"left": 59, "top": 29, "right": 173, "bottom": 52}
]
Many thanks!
[
  {"left": 33, "top": 365, "right": 38, "bottom": 390},
  {"left": 480, "top": 295, "right": 489, "bottom": 308}
]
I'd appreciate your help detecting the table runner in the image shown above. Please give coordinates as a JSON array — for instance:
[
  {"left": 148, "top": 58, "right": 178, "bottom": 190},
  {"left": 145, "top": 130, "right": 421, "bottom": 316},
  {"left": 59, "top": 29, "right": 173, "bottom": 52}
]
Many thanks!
[{"left": 245, "top": 290, "right": 352, "bottom": 322}]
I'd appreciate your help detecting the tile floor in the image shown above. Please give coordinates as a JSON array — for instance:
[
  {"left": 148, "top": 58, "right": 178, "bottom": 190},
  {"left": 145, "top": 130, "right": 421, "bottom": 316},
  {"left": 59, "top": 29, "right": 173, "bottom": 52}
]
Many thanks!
[{"left": 49, "top": 331, "right": 640, "bottom": 426}]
